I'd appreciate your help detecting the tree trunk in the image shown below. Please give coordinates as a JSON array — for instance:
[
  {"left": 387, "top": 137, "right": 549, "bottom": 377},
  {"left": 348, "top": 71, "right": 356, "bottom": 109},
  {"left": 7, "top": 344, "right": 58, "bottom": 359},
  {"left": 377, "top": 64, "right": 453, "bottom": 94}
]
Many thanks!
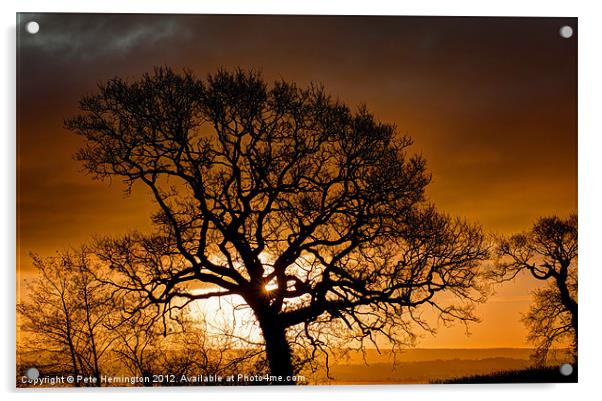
[
  {"left": 61, "top": 298, "right": 81, "bottom": 387},
  {"left": 255, "top": 309, "right": 295, "bottom": 384},
  {"left": 82, "top": 288, "right": 102, "bottom": 386},
  {"left": 570, "top": 306, "right": 578, "bottom": 362},
  {"left": 555, "top": 272, "right": 578, "bottom": 361}
]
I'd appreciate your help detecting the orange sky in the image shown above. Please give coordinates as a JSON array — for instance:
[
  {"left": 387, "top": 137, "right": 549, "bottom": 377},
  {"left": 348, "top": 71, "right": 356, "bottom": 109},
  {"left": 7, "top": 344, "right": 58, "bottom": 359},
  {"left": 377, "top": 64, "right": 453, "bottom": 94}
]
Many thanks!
[{"left": 17, "top": 14, "right": 577, "bottom": 348}]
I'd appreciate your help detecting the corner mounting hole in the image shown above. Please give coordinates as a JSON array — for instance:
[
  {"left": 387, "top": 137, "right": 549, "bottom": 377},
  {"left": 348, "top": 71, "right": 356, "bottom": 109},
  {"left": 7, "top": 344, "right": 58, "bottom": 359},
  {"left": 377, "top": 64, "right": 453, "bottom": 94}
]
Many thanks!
[
  {"left": 25, "top": 21, "right": 39, "bottom": 35},
  {"left": 559, "top": 25, "right": 573, "bottom": 39},
  {"left": 559, "top": 363, "right": 573, "bottom": 376},
  {"left": 26, "top": 367, "right": 40, "bottom": 380}
]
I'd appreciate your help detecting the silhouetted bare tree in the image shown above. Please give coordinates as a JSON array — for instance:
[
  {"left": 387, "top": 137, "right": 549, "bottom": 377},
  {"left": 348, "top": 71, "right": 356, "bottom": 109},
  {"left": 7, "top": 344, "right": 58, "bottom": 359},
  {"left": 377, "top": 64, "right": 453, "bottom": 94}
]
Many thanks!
[
  {"left": 110, "top": 306, "right": 262, "bottom": 386},
  {"left": 491, "top": 214, "right": 577, "bottom": 364},
  {"left": 18, "top": 250, "right": 117, "bottom": 385},
  {"left": 108, "top": 305, "right": 163, "bottom": 385},
  {"left": 66, "top": 67, "right": 488, "bottom": 382}
]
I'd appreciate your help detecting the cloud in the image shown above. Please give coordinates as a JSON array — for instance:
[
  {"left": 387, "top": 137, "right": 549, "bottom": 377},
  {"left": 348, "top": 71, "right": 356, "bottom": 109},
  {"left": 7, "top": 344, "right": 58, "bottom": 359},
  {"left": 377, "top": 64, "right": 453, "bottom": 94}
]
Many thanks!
[{"left": 19, "top": 13, "right": 189, "bottom": 60}]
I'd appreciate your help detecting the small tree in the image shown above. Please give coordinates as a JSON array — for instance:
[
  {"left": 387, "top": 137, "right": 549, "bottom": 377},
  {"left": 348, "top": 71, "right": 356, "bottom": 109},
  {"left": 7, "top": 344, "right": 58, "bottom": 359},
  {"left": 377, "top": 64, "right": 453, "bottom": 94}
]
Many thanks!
[
  {"left": 110, "top": 304, "right": 261, "bottom": 386},
  {"left": 492, "top": 214, "right": 577, "bottom": 364},
  {"left": 67, "top": 67, "right": 488, "bottom": 381},
  {"left": 18, "top": 250, "right": 117, "bottom": 385}
]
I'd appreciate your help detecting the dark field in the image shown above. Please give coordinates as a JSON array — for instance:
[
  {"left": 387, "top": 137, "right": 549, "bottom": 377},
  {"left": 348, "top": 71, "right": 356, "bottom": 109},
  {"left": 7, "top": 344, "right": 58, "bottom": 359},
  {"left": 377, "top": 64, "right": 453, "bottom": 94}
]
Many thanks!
[{"left": 433, "top": 366, "right": 577, "bottom": 384}]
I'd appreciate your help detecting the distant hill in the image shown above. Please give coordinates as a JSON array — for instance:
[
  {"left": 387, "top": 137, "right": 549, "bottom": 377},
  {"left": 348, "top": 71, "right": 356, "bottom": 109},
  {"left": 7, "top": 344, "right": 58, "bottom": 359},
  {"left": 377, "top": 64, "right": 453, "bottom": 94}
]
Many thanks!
[
  {"left": 315, "top": 348, "right": 574, "bottom": 384},
  {"left": 332, "top": 348, "right": 537, "bottom": 364}
]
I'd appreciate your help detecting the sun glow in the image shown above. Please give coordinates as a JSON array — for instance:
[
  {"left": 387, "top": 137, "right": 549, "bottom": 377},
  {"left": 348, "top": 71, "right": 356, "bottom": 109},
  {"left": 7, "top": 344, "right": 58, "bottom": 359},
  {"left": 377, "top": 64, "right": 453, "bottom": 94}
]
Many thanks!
[{"left": 187, "top": 288, "right": 262, "bottom": 344}]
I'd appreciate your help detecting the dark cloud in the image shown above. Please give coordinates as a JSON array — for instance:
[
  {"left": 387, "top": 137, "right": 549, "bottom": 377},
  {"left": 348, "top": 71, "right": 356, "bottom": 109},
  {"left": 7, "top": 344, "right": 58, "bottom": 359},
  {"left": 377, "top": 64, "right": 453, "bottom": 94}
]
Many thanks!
[{"left": 19, "top": 13, "right": 189, "bottom": 60}]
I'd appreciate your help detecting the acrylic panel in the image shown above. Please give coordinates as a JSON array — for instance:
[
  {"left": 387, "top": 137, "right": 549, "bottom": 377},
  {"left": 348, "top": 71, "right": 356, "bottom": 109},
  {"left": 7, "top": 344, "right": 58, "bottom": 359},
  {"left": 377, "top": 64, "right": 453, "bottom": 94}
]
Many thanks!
[{"left": 16, "top": 13, "right": 578, "bottom": 387}]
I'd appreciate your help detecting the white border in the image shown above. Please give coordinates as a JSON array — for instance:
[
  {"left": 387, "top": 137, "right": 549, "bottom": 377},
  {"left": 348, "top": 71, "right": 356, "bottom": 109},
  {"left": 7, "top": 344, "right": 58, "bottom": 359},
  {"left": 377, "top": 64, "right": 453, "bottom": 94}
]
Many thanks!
[{"left": 3, "top": 1, "right": 601, "bottom": 401}]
